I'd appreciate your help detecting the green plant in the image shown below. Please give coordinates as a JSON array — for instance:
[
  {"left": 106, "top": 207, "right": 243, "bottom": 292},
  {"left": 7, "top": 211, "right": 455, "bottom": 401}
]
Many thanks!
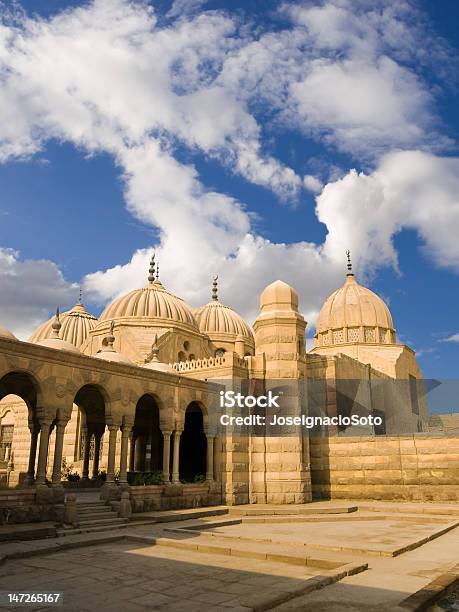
[
  {"left": 97, "top": 470, "right": 106, "bottom": 482},
  {"left": 145, "top": 470, "right": 163, "bottom": 485},
  {"left": 193, "top": 474, "right": 206, "bottom": 484},
  {"left": 67, "top": 472, "right": 80, "bottom": 482},
  {"left": 133, "top": 473, "right": 146, "bottom": 486},
  {"left": 61, "top": 458, "right": 75, "bottom": 480}
]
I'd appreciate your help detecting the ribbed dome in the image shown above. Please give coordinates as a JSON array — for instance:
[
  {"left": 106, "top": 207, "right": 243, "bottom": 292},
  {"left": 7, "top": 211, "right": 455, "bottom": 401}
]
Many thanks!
[
  {"left": 314, "top": 273, "right": 396, "bottom": 347},
  {"left": 195, "top": 301, "right": 253, "bottom": 340},
  {"left": 0, "top": 325, "right": 17, "bottom": 340},
  {"left": 99, "top": 280, "right": 198, "bottom": 330},
  {"left": 29, "top": 302, "right": 97, "bottom": 349}
]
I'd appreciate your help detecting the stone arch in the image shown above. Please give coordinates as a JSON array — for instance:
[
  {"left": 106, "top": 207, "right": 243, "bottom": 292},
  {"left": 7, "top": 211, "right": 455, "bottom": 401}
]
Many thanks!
[
  {"left": 131, "top": 393, "right": 163, "bottom": 474},
  {"left": 72, "top": 384, "right": 109, "bottom": 480},
  {"left": 179, "top": 401, "right": 207, "bottom": 482},
  {"left": 0, "top": 370, "right": 41, "bottom": 415},
  {"left": 0, "top": 395, "right": 30, "bottom": 486}
]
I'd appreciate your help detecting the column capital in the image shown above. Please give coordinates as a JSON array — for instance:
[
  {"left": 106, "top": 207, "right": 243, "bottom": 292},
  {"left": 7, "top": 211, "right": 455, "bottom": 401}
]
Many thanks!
[
  {"left": 107, "top": 423, "right": 120, "bottom": 432},
  {"left": 38, "top": 418, "right": 53, "bottom": 429},
  {"left": 121, "top": 423, "right": 132, "bottom": 435},
  {"left": 161, "top": 430, "right": 172, "bottom": 437}
]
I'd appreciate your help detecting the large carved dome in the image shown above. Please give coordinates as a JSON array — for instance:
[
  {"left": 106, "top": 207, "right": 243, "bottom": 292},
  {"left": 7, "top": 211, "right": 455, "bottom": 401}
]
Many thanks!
[
  {"left": 99, "top": 281, "right": 198, "bottom": 330},
  {"left": 314, "top": 268, "right": 396, "bottom": 348},
  {"left": 29, "top": 301, "right": 97, "bottom": 349},
  {"left": 98, "top": 256, "right": 198, "bottom": 331}
]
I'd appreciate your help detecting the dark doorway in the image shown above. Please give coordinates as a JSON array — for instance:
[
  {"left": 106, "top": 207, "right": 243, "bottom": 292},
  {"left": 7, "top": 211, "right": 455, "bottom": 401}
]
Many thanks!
[
  {"left": 133, "top": 395, "right": 163, "bottom": 472},
  {"left": 180, "top": 402, "right": 206, "bottom": 482}
]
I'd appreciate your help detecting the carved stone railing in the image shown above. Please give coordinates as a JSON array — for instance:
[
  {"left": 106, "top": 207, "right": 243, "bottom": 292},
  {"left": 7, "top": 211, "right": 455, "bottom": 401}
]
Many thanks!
[{"left": 170, "top": 353, "right": 247, "bottom": 373}]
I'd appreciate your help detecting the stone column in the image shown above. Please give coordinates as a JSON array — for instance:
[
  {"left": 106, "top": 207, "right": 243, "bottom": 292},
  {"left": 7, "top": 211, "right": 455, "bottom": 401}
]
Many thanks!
[
  {"left": 128, "top": 432, "right": 136, "bottom": 472},
  {"left": 25, "top": 424, "right": 39, "bottom": 485},
  {"left": 35, "top": 420, "right": 52, "bottom": 485},
  {"left": 91, "top": 431, "right": 102, "bottom": 480},
  {"left": 206, "top": 435, "right": 215, "bottom": 482},
  {"left": 81, "top": 427, "right": 92, "bottom": 481},
  {"left": 119, "top": 424, "right": 131, "bottom": 485},
  {"left": 172, "top": 429, "right": 182, "bottom": 484},
  {"left": 51, "top": 419, "right": 67, "bottom": 485},
  {"left": 106, "top": 424, "right": 119, "bottom": 484},
  {"left": 162, "top": 431, "right": 171, "bottom": 483}
]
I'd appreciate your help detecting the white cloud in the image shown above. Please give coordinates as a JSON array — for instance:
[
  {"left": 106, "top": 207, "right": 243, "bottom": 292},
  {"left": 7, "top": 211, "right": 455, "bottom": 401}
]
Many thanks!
[
  {"left": 443, "top": 333, "right": 459, "bottom": 343},
  {"left": 0, "top": 249, "right": 77, "bottom": 339},
  {"left": 167, "top": 0, "right": 208, "bottom": 19},
  {"left": 303, "top": 174, "right": 323, "bottom": 193},
  {"left": 317, "top": 150, "right": 459, "bottom": 275},
  {"left": 0, "top": 0, "right": 457, "bottom": 340}
]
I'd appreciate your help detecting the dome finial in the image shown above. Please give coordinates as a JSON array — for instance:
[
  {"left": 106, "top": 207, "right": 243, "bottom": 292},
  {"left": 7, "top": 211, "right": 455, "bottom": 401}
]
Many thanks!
[
  {"left": 156, "top": 261, "right": 160, "bottom": 281},
  {"left": 346, "top": 250, "right": 353, "bottom": 276},
  {"left": 103, "top": 320, "right": 116, "bottom": 352},
  {"left": 148, "top": 253, "right": 156, "bottom": 284},
  {"left": 212, "top": 275, "right": 218, "bottom": 301},
  {"left": 78, "top": 287, "right": 83, "bottom": 305},
  {"left": 51, "top": 307, "right": 61, "bottom": 338}
]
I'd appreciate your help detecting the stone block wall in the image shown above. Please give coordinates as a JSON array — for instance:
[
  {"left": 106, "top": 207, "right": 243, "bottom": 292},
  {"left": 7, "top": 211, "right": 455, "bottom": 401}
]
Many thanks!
[
  {"left": 129, "top": 482, "right": 222, "bottom": 513},
  {"left": 310, "top": 434, "right": 459, "bottom": 501}
]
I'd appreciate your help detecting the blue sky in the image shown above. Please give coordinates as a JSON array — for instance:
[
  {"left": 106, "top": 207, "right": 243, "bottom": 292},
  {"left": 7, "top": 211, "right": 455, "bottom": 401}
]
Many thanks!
[{"left": 0, "top": 0, "right": 459, "bottom": 378}]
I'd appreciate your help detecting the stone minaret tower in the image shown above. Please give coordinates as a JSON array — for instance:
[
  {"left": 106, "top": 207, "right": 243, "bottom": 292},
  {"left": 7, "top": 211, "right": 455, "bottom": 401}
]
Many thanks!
[{"left": 249, "top": 280, "right": 312, "bottom": 504}]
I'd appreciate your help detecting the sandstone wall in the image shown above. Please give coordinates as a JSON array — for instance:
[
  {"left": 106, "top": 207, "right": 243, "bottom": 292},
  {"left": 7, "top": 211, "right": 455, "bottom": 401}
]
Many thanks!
[{"left": 310, "top": 434, "right": 459, "bottom": 501}]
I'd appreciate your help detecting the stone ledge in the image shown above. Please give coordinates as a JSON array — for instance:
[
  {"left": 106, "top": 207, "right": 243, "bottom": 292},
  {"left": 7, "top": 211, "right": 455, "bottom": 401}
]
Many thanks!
[{"left": 396, "top": 564, "right": 459, "bottom": 611}]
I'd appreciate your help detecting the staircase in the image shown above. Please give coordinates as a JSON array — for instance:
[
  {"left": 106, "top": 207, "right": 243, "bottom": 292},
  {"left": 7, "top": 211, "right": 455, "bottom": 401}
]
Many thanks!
[{"left": 57, "top": 499, "right": 129, "bottom": 537}]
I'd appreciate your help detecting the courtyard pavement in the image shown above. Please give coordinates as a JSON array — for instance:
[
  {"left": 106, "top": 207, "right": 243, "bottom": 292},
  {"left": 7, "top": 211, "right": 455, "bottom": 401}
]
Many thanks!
[{"left": 0, "top": 501, "right": 457, "bottom": 611}]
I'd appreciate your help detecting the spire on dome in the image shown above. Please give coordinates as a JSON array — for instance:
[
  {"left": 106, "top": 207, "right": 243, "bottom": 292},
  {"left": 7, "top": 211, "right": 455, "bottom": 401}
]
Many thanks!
[
  {"left": 102, "top": 320, "right": 116, "bottom": 352},
  {"left": 78, "top": 287, "right": 83, "bottom": 304},
  {"left": 145, "top": 334, "right": 160, "bottom": 364},
  {"left": 51, "top": 308, "right": 61, "bottom": 338},
  {"left": 346, "top": 250, "right": 354, "bottom": 276},
  {"left": 148, "top": 253, "right": 156, "bottom": 284},
  {"left": 156, "top": 262, "right": 160, "bottom": 281},
  {"left": 212, "top": 275, "right": 218, "bottom": 301}
]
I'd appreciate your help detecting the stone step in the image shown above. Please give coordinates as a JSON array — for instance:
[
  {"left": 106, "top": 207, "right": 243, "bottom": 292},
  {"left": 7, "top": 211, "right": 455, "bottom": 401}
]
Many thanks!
[
  {"left": 78, "top": 517, "right": 127, "bottom": 528},
  {"left": 127, "top": 532, "right": 366, "bottom": 573},
  {"left": 77, "top": 511, "right": 115, "bottom": 520},
  {"left": 56, "top": 523, "right": 130, "bottom": 537}
]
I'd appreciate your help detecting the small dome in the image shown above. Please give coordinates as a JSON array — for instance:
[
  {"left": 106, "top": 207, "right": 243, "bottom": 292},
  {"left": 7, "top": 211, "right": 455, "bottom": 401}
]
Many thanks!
[
  {"left": 143, "top": 335, "right": 176, "bottom": 373},
  {"left": 29, "top": 301, "right": 97, "bottom": 349},
  {"left": 315, "top": 270, "right": 396, "bottom": 347},
  {"left": 99, "top": 256, "right": 198, "bottom": 331},
  {"left": 34, "top": 309, "right": 81, "bottom": 353},
  {"left": 195, "top": 302, "right": 253, "bottom": 339},
  {"left": 260, "top": 280, "right": 299, "bottom": 313},
  {"left": 94, "top": 322, "right": 132, "bottom": 365},
  {"left": 0, "top": 325, "right": 17, "bottom": 340},
  {"left": 37, "top": 337, "right": 80, "bottom": 353},
  {"left": 194, "top": 277, "right": 254, "bottom": 346},
  {"left": 95, "top": 350, "right": 132, "bottom": 365}
]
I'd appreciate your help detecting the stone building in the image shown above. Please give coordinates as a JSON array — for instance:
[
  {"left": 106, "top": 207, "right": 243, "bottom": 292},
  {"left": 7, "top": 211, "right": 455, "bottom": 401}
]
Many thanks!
[{"left": 1, "top": 251, "right": 451, "bottom": 522}]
